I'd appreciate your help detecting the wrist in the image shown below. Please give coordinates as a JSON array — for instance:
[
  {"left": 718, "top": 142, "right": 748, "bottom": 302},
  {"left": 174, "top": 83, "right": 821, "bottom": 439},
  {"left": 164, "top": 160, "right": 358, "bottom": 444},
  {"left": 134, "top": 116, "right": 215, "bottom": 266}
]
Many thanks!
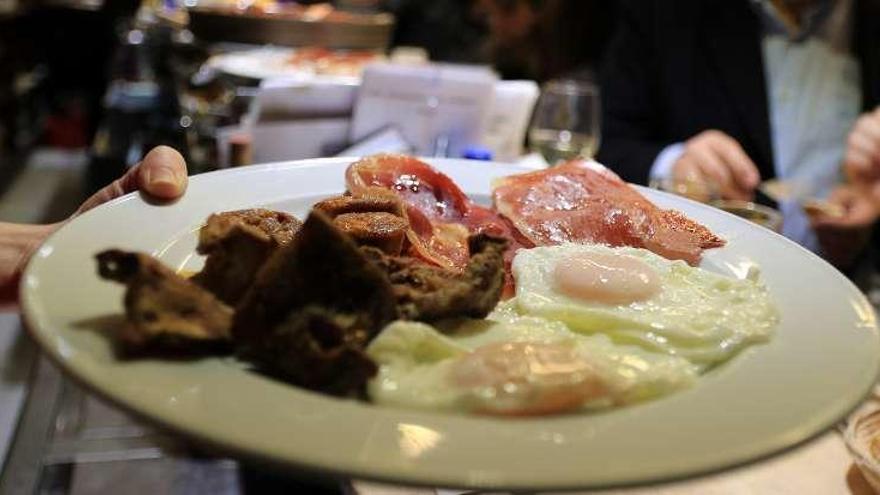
[
  {"left": 0, "top": 223, "right": 61, "bottom": 304},
  {"left": 19, "top": 222, "right": 59, "bottom": 267},
  {"left": 650, "top": 143, "right": 686, "bottom": 181}
]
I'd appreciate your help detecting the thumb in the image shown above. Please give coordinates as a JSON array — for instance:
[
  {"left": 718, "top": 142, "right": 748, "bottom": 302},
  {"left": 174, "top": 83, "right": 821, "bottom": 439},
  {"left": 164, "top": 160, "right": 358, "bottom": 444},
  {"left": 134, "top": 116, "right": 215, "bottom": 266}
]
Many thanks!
[
  {"left": 136, "top": 146, "right": 188, "bottom": 200},
  {"left": 75, "top": 146, "right": 188, "bottom": 215}
]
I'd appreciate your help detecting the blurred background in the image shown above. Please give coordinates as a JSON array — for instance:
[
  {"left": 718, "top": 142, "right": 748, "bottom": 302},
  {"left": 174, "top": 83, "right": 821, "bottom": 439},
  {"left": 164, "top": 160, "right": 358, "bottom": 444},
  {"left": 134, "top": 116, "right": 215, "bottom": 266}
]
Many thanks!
[
  {"left": 2, "top": 1, "right": 880, "bottom": 493},
  {"left": 0, "top": 0, "right": 616, "bottom": 218}
]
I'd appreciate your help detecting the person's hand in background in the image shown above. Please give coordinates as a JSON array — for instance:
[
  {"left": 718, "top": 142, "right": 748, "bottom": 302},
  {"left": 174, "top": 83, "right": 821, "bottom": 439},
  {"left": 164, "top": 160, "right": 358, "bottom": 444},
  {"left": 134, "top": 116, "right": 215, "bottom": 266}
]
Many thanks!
[
  {"left": 0, "top": 146, "right": 188, "bottom": 303},
  {"left": 844, "top": 107, "right": 880, "bottom": 200},
  {"left": 811, "top": 107, "right": 880, "bottom": 270},
  {"left": 671, "top": 130, "right": 761, "bottom": 201},
  {"left": 808, "top": 185, "right": 878, "bottom": 269}
]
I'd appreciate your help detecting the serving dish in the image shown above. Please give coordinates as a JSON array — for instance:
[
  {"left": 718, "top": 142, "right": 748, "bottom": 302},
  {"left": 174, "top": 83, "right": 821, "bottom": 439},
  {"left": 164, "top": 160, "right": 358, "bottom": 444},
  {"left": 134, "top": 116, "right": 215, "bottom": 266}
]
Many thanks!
[
  {"left": 206, "top": 47, "right": 376, "bottom": 84},
  {"left": 20, "top": 157, "right": 880, "bottom": 490},
  {"left": 188, "top": 6, "right": 394, "bottom": 49}
]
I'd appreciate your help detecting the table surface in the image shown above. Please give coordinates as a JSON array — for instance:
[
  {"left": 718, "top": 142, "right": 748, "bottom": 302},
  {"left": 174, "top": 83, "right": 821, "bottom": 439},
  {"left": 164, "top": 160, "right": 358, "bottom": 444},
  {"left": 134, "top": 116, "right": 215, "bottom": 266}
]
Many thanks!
[{"left": 352, "top": 430, "right": 874, "bottom": 494}]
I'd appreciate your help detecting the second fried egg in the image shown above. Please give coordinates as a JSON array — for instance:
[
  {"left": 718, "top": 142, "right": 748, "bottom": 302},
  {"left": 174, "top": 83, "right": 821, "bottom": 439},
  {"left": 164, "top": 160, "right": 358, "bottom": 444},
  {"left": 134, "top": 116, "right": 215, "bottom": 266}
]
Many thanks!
[{"left": 512, "top": 243, "right": 778, "bottom": 367}]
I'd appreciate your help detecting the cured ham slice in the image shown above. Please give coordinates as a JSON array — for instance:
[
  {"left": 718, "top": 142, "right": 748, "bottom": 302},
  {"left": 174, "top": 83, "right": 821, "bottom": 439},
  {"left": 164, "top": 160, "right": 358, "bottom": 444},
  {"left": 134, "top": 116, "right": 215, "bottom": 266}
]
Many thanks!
[
  {"left": 346, "top": 154, "right": 472, "bottom": 270},
  {"left": 346, "top": 154, "right": 528, "bottom": 297},
  {"left": 492, "top": 160, "right": 725, "bottom": 265}
]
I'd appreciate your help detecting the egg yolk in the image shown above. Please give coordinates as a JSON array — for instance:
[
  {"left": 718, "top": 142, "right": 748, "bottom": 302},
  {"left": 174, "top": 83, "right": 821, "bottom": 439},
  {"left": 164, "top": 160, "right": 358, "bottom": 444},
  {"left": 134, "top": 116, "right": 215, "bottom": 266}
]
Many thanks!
[
  {"left": 553, "top": 251, "right": 660, "bottom": 304},
  {"left": 450, "top": 341, "right": 607, "bottom": 416}
]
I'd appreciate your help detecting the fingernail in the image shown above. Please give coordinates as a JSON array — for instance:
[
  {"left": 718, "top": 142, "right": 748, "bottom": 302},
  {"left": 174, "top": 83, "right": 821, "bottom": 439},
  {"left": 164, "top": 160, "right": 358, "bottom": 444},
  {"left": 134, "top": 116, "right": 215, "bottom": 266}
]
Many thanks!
[
  {"left": 145, "top": 166, "right": 182, "bottom": 197},
  {"left": 152, "top": 166, "right": 177, "bottom": 183}
]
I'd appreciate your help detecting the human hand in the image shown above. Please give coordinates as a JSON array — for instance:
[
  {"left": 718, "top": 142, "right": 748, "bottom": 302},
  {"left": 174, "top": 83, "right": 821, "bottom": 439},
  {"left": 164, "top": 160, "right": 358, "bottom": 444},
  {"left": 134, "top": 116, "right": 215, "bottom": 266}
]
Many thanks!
[
  {"left": 808, "top": 185, "right": 878, "bottom": 269},
  {"left": 844, "top": 107, "right": 880, "bottom": 199},
  {"left": 74, "top": 145, "right": 188, "bottom": 216},
  {"left": 671, "top": 130, "right": 761, "bottom": 201},
  {"left": 0, "top": 146, "right": 188, "bottom": 304}
]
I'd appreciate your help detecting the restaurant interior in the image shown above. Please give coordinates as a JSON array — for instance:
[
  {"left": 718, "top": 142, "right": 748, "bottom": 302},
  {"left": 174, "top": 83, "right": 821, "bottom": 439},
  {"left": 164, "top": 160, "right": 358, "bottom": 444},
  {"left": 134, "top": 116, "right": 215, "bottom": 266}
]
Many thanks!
[{"left": 2, "top": 0, "right": 880, "bottom": 494}]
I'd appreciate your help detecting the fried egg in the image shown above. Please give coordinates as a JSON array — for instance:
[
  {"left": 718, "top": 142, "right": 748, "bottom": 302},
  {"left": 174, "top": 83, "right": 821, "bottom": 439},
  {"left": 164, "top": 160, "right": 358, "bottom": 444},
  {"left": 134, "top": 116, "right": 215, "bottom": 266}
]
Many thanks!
[
  {"left": 366, "top": 308, "right": 699, "bottom": 416},
  {"left": 512, "top": 243, "right": 778, "bottom": 367}
]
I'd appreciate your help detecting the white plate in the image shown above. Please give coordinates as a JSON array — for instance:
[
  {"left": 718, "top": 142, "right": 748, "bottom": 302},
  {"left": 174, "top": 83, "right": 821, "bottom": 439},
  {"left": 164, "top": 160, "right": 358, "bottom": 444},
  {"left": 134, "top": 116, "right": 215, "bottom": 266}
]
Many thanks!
[{"left": 21, "top": 158, "right": 880, "bottom": 491}]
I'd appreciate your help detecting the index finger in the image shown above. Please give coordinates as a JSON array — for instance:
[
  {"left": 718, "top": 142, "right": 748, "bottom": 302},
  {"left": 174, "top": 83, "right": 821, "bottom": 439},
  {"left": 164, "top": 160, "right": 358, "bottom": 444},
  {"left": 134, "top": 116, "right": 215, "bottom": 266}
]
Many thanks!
[
  {"left": 685, "top": 146, "right": 743, "bottom": 200},
  {"left": 710, "top": 135, "right": 760, "bottom": 191}
]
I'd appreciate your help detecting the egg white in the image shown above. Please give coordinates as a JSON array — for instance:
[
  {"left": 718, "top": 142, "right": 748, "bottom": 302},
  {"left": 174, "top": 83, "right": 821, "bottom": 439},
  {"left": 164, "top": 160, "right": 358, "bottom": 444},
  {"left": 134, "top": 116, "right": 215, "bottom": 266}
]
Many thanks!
[
  {"left": 366, "top": 304, "right": 699, "bottom": 414},
  {"left": 512, "top": 243, "right": 779, "bottom": 367}
]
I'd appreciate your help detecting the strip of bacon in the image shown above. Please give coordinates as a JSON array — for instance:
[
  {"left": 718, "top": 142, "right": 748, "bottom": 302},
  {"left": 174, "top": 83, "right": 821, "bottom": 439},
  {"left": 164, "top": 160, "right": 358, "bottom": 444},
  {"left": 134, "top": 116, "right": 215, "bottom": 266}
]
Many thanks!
[
  {"left": 492, "top": 160, "right": 724, "bottom": 266},
  {"left": 346, "top": 154, "right": 528, "bottom": 297},
  {"left": 346, "top": 154, "right": 473, "bottom": 270}
]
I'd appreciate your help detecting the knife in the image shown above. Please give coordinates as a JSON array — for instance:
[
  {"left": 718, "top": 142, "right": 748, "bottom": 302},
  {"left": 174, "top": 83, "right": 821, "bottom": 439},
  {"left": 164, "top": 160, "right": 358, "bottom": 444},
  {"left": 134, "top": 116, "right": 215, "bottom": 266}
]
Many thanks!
[{"left": 759, "top": 180, "right": 845, "bottom": 218}]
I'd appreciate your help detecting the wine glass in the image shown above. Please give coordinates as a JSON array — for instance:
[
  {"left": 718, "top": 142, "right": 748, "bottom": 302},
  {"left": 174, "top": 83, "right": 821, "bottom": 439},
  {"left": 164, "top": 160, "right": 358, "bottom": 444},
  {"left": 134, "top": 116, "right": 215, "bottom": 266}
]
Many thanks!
[{"left": 528, "top": 79, "right": 600, "bottom": 165}]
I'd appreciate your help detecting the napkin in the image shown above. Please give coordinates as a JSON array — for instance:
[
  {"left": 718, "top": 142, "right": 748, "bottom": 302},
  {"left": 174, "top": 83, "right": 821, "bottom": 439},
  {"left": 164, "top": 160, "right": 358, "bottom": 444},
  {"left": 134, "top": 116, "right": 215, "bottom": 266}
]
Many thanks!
[{"left": 480, "top": 80, "right": 540, "bottom": 162}]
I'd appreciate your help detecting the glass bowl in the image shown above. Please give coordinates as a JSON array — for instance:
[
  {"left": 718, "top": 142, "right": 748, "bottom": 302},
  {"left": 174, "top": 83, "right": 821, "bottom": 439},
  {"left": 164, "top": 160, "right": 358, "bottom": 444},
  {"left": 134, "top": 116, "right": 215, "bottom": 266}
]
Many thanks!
[{"left": 844, "top": 404, "right": 880, "bottom": 493}]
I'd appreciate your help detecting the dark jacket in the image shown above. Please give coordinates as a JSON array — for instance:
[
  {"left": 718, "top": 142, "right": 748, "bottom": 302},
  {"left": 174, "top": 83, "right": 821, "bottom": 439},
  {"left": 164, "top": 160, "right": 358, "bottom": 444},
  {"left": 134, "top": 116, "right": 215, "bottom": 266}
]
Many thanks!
[{"left": 596, "top": 0, "right": 880, "bottom": 185}]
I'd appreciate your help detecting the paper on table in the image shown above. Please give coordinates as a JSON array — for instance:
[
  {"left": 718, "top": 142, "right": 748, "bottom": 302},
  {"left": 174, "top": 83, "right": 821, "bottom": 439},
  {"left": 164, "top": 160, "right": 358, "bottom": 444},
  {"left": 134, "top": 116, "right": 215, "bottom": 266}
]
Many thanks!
[
  {"left": 350, "top": 63, "right": 497, "bottom": 158},
  {"left": 480, "top": 80, "right": 540, "bottom": 162}
]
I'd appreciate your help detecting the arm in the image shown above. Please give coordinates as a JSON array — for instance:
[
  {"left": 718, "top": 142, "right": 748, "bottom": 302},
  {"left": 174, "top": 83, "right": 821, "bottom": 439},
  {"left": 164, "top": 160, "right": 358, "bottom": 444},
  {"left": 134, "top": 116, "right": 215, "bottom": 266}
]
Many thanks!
[
  {"left": 597, "top": 2, "right": 760, "bottom": 199},
  {"left": 0, "top": 223, "right": 59, "bottom": 302},
  {"left": 596, "top": 0, "right": 667, "bottom": 185}
]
